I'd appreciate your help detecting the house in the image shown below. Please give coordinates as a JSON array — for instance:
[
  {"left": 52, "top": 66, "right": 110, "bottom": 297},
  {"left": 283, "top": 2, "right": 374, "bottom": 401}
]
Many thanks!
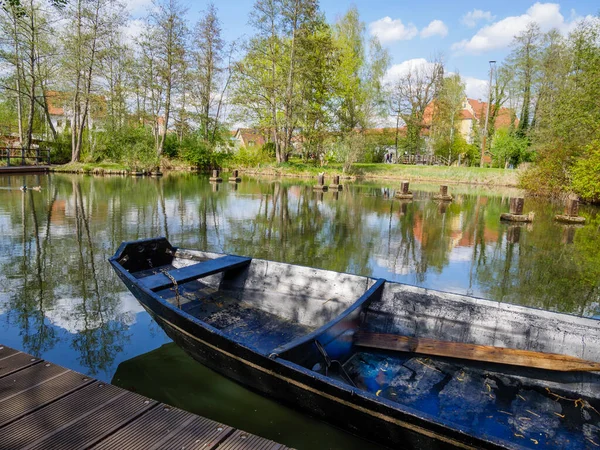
[
  {"left": 45, "top": 90, "right": 107, "bottom": 133},
  {"left": 232, "top": 128, "right": 266, "bottom": 150},
  {"left": 423, "top": 97, "right": 517, "bottom": 144}
]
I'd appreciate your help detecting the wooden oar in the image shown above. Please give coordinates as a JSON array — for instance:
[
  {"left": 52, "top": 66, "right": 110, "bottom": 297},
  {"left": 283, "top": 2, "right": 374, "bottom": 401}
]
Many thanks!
[{"left": 354, "top": 331, "right": 600, "bottom": 372}]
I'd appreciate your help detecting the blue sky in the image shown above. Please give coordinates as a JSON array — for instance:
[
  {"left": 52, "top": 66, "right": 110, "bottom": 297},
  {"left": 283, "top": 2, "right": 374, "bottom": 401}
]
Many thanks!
[{"left": 128, "top": 1, "right": 599, "bottom": 99}]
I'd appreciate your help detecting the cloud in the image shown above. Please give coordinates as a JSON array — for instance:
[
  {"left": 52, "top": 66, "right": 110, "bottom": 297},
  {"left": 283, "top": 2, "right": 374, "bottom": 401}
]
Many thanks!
[
  {"left": 123, "top": 19, "right": 146, "bottom": 43},
  {"left": 369, "top": 17, "right": 418, "bottom": 43},
  {"left": 384, "top": 58, "right": 433, "bottom": 85},
  {"left": 452, "top": 2, "right": 589, "bottom": 54},
  {"left": 125, "top": 0, "right": 153, "bottom": 16},
  {"left": 461, "top": 9, "right": 495, "bottom": 28},
  {"left": 420, "top": 20, "right": 448, "bottom": 38},
  {"left": 462, "top": 76, "right": 488, "bottom": 100}
]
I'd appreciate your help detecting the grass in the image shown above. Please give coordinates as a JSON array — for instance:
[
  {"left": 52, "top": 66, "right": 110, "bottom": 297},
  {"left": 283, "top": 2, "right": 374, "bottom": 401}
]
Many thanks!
[
  {"left": 240, "top": 159, "right": 521, "bottom": 186},
  {"left": 52, "top": 161, "right": 130, "bottom": 173}
]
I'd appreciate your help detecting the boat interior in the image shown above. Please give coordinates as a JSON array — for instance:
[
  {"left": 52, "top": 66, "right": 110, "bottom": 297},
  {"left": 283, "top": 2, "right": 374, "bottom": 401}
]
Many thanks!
[{"left": 114, "top": 238, "right": 600, "bottom": 449}]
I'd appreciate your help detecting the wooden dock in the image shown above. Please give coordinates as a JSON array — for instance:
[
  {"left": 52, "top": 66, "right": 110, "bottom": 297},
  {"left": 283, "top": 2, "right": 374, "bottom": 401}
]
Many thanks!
[
  {"left": 0, "top": 165, "right": 49, "bottom": 174},
  {"left": 0, "top": 344, "right": 291, "bottom": 450}
]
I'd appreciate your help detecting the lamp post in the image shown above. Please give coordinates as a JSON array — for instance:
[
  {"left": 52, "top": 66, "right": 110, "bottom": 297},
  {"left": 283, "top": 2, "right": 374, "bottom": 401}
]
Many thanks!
[{"left": 480, "top": 60, "right": 496, "bottom": 168}]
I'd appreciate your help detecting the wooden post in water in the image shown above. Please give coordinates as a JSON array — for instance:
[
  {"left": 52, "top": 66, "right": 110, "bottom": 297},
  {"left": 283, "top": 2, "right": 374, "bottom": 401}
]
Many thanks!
[
  {"left": 565, "top": 197, "right": 579, "bottom": 217},
  {"left": 433, "top": 184, "right": 452, "bottom": 201},
  {"left": 555, "top": 195, "right": 585, "bottom": 224},
  {"left": 329, "top": 174, "right": 342, "bottom": 190},
  {"left": 229, "top": 169, "right": 241, "bottom": 183},
  {"left": 501, "top": 197, "right": 532, "bottom": 222},
  {"left": 509, "top": 198, "right": 524, "bottom": 215},
  {"left": 395, "top": 181, "right": 413, "bottom": 199},
  {"left": 314, "top": 173, "right": 328, "bottom": 191},
  {"left": 210, "top": 169, "right": 223, "bottom": 182}
]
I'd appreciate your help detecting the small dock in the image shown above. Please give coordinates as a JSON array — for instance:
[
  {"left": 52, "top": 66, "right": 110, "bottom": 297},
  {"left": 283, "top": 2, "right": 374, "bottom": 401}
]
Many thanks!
[
  {"left": 0, "top": 165, "right": 50, "bottom": 174},
  {"left": 0, "top": 344, "right": 291, "bottom": 450}
]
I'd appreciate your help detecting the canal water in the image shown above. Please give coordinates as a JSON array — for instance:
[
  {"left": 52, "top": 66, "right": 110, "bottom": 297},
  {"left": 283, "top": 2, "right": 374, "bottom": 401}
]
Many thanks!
[{"left": 1, "top": 172, "right": 599, "bottom": 449}]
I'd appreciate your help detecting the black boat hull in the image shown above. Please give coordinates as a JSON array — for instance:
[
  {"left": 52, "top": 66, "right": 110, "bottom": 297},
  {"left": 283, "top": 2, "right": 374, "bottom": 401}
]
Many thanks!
[{"left": 123, "top": 280, "right": 506, "bottom": 450}]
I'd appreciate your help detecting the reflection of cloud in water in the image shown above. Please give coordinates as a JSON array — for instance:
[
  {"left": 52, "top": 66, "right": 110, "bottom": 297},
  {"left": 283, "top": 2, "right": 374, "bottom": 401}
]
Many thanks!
[
  {"left": 448, "top": 246, "right": 473, "bottom": 263},
  {"left": 44, "top": 292, "right": 145, "bottom": 334},
  {"left": 373, "top": 255, "right": 414, "bottom": 275}
]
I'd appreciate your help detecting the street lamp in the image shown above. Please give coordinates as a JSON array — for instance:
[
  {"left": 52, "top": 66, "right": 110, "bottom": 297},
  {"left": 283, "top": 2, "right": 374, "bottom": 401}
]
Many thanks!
[{"left": 480, "top": 60, "right": 496, "bottom": 168}]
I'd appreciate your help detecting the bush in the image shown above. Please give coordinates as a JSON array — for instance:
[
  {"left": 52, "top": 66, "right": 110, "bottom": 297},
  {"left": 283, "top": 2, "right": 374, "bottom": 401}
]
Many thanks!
[
  {"left": 180, "top": 135, "right": 227, "bottom": 169},
  {"left": 490, "top": 129, "right": 532, "bottom": 168},
  {"left": 571, "top": 140, "right": 600, "bottom": 202},
  {"left": 48, "top": 134, "right": 72, "bottom": 164},
  {"left": 230, "top": 144, "right": 275, "bottom": 167}
]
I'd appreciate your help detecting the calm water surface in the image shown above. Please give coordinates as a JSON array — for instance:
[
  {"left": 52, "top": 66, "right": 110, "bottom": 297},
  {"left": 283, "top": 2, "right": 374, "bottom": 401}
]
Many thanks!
[{"left": 1, "top": 172, "right": 599, "bottom": 449}]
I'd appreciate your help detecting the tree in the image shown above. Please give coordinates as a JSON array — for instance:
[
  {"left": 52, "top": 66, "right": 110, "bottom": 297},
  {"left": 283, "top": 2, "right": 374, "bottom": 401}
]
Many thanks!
[
  {"left": 431, "top": 73, "right": 465, "bottom": 164},
  {"left": 506, "top": 22, "right": 541, "bottom": 138},
  {"left": 332, "top": 7, "right": 389, "bottom": 133},
  {"left": 192, "top": 3, "right": 226, "bottom": 145},
  {"left": 388, "top": 58, "right": 443, "bottom": 156},
  {"left": 146, "top": 0, "right": 188, "bottom": 156}
]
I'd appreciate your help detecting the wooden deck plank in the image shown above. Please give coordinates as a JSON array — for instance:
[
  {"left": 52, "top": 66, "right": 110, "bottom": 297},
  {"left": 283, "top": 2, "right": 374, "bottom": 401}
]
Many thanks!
[
  {"left": 0, "top": 345, "right": 20, "bottom": 360},
  {"left": 91, "top": 404, "right": 233, "bottom": 450},
  {"left": 218, "top": 429, "right": 290, "bottom": 450},
  {"left": 0, "top": 352, "right": 41, "bottom": 379},
  {"left": 24, "top": 391, "right": 156, "bottom": 450},
  {"left": 0, "top": 345, "right": 290, "bottom": 450},
  {"left": 0, "top": 365, "right": 93, "bottom": 427}
]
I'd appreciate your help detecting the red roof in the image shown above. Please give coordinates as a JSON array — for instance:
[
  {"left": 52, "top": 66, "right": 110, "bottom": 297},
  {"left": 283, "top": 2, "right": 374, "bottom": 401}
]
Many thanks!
[{"left": 467, "top": 99, "right": 516, "bottom": 128}]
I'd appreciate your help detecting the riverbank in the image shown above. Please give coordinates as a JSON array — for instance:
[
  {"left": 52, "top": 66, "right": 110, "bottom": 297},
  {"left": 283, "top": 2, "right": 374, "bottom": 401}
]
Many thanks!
[
  {"left": 241, "top": 162, "right": 520, "bottom": 187},
  {"left": 48, "top": 160, "right": 520, "bottom": 187}
]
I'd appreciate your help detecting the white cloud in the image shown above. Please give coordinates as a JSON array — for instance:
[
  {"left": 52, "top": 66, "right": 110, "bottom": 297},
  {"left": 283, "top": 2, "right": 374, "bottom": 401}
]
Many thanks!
[
  {"left": 369, "top": 17, "right": 418, "bottom": 43},
  {"left": 462, "top": 76, "right": 488, "bottom": 100},
  {"left": 125, "top": 0, "right": 153, "bottom": 16},
  {"left": 123, "top": 19, "right": 146, "bottom": 43},
  {"left": 461, "top": 9, "right": 495, "bottom": 28},
  {"left": 452, "top": 2, "right": 589, "bottom": 54},
  {"left": 420, "top": 20, "right": 448, "bottom": 38},
  {"left": 383, "top": 58, "right": 442, "bottom": 86}
]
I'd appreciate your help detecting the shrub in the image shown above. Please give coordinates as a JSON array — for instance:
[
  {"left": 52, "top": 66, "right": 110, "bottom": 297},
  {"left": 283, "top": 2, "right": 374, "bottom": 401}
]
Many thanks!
[{"left": 571, "top": 140, "right": 600, "bottom": 203}]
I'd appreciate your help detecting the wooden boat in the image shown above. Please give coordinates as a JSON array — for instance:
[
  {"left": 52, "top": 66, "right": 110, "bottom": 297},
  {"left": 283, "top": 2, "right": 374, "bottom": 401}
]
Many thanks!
[{"left": 110, "top": 237, "right": 600, "bottom": 449}]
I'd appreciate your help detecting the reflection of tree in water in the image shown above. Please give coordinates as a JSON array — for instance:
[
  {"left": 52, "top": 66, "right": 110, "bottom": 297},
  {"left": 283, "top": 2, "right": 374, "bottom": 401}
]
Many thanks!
[
  {"left": 3, "top": 189, "right": 59, "bottom": 356},
  {"left": 223, "top": 183, "right": 374, "bottom": 275},
  {"left": 69, "top": 179, "right": 130, "bottom": 375},
  {"left": 475, "top": 199, "right": 600, "bottom": 315},
  {"left": 0, "top": 176, "right": 132, "bottom": 373}
]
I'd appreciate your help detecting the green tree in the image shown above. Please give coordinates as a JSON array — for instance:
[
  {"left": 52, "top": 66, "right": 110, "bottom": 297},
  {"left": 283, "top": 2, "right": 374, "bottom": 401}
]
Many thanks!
[{"left": 431, "top": 73, "right": 465, "bottom": 164}]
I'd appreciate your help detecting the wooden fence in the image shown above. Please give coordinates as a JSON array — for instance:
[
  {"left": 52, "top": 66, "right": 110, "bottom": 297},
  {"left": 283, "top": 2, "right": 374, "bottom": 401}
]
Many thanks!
[
  {"left": 398, "top": 154, "right": 449, "bottom": 166},
  {"left": 0, "top": 147, "right": 51, "bottom": 166}
]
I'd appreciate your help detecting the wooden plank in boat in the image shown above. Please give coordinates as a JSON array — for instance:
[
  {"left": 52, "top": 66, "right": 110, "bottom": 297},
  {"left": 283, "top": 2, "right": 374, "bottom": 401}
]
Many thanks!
[
  {"left": 139, "top": 255, "right": 252, "bottom": 291},
  {"left": 354, "top": 332, "right": 600, "bottom": 372}
]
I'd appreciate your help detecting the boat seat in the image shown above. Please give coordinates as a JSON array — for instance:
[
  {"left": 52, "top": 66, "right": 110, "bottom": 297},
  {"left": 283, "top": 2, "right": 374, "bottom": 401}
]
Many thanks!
[{"left": 139, "top": 255, "right": 252, "bottom": 291}]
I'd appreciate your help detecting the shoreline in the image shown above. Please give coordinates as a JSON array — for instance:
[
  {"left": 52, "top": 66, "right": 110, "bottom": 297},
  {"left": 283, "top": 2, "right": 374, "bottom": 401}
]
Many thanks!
[{"left": 38, "top": 162, "right": 521, "bottom": 188}]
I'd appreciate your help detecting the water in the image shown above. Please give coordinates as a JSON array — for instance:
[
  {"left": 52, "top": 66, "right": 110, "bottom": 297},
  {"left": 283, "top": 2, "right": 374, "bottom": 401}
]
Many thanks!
[{"left": 1, "top": 172, "right": 599, "bottom": 449}]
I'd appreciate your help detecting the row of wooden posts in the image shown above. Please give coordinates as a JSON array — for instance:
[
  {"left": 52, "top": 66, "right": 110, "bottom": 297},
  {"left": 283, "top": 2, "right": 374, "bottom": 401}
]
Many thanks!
[
  {"left": 209, "top": 169, "right": 241, "bottom": 183},
  {"left": 314, "top": 176, "right": 587, "bottom": 226}
]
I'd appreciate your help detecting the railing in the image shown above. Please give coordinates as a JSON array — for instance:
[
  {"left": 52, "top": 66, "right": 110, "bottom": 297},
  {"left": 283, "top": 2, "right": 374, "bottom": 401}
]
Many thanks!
[
  {"left": 399, "top": 154, "right": 448, "bottom": 166},
  {"left": 0, "top": 147, "right": 51, "bottom": 166}
]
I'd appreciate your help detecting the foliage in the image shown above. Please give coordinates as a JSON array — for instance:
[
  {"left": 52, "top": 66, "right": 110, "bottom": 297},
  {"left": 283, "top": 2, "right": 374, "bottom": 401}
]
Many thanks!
[
  {"left": 571, "top": 141, "right": 600, "bottom": 203},
  {"left": 229, "top": 144, "right": 275, "bottom": 167},
  {"left": 328, "top": 132, "right": 366, "bottom": 173},
  {"left": 490, "top": 128, "right": 532, "bottom": 168},
  {"left": 179, "top": 134, "right": 228, "bottom": 169}
]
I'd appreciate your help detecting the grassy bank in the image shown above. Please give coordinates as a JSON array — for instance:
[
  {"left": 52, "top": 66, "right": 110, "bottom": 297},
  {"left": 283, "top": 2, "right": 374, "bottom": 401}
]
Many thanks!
[
  {"left": 242, "top": 161, "right": 520, "bottom": 187},
  {"left": 49, "top": 160, "right": 520, "bottom": 187}
]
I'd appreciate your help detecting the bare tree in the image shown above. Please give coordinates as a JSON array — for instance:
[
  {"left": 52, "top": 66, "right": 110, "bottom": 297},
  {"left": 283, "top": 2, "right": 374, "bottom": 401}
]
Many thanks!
[{"left": 389, "top": 58, "right": 444, "bottom": 156}]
